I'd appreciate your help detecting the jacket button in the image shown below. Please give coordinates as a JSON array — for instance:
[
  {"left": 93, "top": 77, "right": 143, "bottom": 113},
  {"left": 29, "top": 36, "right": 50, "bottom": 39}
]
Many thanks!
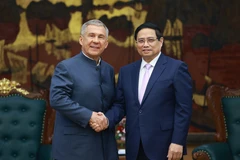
[{"left": 139, "top": 110, "right": 142, "bottom": 114}]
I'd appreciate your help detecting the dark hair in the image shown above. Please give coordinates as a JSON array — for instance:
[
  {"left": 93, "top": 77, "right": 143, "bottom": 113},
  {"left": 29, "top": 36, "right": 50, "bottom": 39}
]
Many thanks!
[{"left": 134, "top": 22, "right": 163, "bottom": 40}]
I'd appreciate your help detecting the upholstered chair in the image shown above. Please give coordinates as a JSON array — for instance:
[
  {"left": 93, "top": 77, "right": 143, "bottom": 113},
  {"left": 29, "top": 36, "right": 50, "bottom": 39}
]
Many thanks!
[
  {"left": 192, "top": 85, "right": 240, "bottom": 160},
  {"left": 0, "top": 78, "right": 52, "bottom": 160}
]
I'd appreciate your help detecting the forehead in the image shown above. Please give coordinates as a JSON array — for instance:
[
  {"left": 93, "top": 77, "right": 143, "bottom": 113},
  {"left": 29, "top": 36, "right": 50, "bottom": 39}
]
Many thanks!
[
  {"left": 137, "top": 28, "right": 156, "bottom": 38},
  {"left": 85, "top": 25, "right": 106, "bottom": 35}
]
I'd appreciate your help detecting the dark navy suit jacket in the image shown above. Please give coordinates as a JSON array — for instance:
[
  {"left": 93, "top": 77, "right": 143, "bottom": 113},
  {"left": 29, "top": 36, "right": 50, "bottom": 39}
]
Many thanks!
[
  {"left": 106, "top": 53, "right": 192, "bottom": 160},
  {"left": 50, "top": 53, "right": 118, "bottom": 160}
]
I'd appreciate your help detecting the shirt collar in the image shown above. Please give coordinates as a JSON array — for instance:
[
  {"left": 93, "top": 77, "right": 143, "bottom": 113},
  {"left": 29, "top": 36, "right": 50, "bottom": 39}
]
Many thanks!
[{"left": 82, "top": 52, "right": 101, "bottom": 66}]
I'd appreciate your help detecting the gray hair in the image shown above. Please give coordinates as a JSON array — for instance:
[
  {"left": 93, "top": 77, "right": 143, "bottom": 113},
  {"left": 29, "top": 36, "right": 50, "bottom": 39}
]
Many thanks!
[{"left": 80, "top": 19, "right": 109, "bottom": 37}]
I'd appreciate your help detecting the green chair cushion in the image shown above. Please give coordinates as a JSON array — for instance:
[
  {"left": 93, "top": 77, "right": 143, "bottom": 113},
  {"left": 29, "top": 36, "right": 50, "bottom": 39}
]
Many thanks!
[
  {"left": 38, "top": 144, "right": 52, "bottom": 160},
  {"left": 192, "top": 142, "right": 233, "bottom": 160},
  {"left": 222, "top": 96, "right": 240, "bottom": 160},
  {"left": 0, "top": 95, "right": 46, "bottom": 160}
]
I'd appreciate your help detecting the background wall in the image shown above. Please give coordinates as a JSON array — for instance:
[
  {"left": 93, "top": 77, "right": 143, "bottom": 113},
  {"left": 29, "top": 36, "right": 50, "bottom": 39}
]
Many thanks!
[{"left": 1, "top": 0, "right": 240, "bottom": 135}]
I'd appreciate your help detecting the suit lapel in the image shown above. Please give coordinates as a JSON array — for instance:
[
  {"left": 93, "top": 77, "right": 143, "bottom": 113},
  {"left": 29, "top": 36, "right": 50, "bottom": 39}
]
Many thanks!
[
  {"left": 131, "top": 60, "right": 141, "bottom": 105},
  {"left": 141, "top": 54, "right": 167, "bottom": 105}
]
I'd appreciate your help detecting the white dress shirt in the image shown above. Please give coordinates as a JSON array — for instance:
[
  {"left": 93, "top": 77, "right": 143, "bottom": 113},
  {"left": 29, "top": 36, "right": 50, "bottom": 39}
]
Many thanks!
[{"left": 138, "top": 52, "right": 161, "bottom": 100}]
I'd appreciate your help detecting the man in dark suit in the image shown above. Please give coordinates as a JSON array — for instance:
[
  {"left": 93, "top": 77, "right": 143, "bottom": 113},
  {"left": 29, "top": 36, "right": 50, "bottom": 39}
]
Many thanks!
[
  {"left": 49, "top": 19, "right": 118, "bottom": 160},
  {"left": 92, "top": 22, "right": 192, "bottom": 160}
]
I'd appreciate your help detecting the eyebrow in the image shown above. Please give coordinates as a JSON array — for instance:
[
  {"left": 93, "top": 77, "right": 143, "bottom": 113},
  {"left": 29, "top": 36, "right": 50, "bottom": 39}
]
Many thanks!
[
  {"left": 138, "top": 37, "right": 156, "bottom": 40},
  {"left": 88, "top": 33, "right": 106, "bottom": 37}
]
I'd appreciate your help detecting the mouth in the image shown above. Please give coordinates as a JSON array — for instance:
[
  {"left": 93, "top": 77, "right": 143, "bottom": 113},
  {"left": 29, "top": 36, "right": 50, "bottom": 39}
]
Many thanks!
[
  {"left": 142, "top": 49, "right": 151, "bottom": 52},
  {"left": 90, "top": 46, "right": 100, "bottom": 50}
]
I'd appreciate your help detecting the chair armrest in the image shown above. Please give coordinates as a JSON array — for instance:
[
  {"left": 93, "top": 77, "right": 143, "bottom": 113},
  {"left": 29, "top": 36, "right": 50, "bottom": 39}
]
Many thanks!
[
  {"left": 192, "top": 142, "right": 233, "bottom": 160},
  {"left": 37, "top": 144, "right": 52, "bottom": 160}
]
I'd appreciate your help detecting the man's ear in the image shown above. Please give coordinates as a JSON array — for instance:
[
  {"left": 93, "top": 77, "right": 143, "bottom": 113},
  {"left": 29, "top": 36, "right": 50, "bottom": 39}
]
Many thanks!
[
  {"left": 160, "top": 37, "right": 164, "bottom": 47},
  {"left": 104, "top": 41, "right": 109, "bottom": 49},
  {"left": 79, "top": 36, "right": 83, "bottom": 45},
  {"left": 160, "top": 37, "right": 164, "bottom": 43}
]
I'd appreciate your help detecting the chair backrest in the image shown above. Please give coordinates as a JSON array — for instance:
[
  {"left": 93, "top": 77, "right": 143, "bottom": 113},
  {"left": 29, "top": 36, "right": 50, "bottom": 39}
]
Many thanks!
[
  {"left": 0, "top": 78, "right": 47, "bottom": 160},
  {"left": 40, "top": 89, "right": 56, "bottom": 145},
  {"left": 222, "top": 97, "right": 240, "bottom": 160},
  {"left": 206, "top": 85, "right": 240, "bottom": 142}
]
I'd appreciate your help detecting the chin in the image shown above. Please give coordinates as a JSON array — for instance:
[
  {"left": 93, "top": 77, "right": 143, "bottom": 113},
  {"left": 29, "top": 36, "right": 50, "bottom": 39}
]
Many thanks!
[{"left": 142, "top": 52, "right": 152, "bottom": 56}]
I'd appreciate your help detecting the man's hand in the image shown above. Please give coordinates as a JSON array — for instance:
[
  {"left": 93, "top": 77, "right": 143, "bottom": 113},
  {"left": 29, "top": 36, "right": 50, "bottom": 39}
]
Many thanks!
[
  {"left": 167, "top": 143, "right": 183, "bottom": 160},
  {"left": 89, "top": 112, "right": 108, "bottom": 132}
]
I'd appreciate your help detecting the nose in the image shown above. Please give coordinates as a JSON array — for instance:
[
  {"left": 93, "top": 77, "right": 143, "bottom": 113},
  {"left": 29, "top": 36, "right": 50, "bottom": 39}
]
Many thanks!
[
  {"left": 92, "top": 37, "right": 100, "bottom": 42},
  {"left": 143, "top": 40, "right": 150, "bottom": 46}
]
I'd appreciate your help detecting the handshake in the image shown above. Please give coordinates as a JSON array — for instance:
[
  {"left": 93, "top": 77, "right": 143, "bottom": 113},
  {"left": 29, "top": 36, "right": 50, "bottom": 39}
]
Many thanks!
[{"left": 89, "top": 111, "right": 109, "bottom": 132}]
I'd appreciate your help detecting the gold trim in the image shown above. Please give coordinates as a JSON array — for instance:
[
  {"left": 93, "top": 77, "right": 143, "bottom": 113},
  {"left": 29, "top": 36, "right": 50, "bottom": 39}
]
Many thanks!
[{"left": 0, "top": 78, "right": 29, "bottom": 95}]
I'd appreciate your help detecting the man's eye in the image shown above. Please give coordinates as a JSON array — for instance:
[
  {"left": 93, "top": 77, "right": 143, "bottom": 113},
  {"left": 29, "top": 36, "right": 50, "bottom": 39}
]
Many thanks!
[
  {"left": 138, "top": 40, "right": 144, "bottom": 43},
  {"left": 148, "top": 39, "right": 155, "bottom": 43}
]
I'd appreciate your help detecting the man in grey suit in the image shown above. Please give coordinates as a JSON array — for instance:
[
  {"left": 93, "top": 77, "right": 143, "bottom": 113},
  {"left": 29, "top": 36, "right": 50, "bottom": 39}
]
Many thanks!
[{"left": 50, "top": 19, "right": 118, "bottom": 160}]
